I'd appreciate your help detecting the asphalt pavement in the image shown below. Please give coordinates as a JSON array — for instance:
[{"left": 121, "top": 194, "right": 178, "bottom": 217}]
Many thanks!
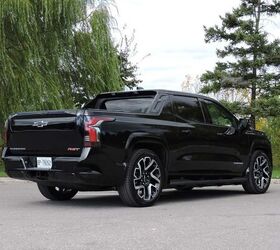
[{"left": 1, "top": 179, "right": 280, "bottom": 250}]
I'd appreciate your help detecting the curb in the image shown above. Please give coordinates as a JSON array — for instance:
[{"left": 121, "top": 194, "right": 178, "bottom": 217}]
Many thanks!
[
  {"left": 272, "top": 179, "right": 280, "bottom": 184},
  {"left": 0, "top": 177, "right": 29, "bottom": 183}
]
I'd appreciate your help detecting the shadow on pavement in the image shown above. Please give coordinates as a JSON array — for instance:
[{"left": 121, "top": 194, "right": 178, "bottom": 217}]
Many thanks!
[
  {"left": 158, "top": 188, "right": 245, "bottom": 204},
  {"left": 30, "top": 187, "right": 246, "bottom": 208},
  {"left": 32, "top": 193, "right": 123, "bottom": 208}
]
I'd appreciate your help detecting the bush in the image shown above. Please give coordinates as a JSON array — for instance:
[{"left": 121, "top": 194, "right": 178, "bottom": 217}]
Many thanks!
[{"left": 257, "top": 118, "right": 280, "bottom": 168}]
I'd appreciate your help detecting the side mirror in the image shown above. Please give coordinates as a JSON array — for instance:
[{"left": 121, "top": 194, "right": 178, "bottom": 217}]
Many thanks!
[
  {"left": 223, "top": 126, "right": 236, "bottom": 136},
  {"left": 238, "top": 118, "right": 250, "bottom": 131}
]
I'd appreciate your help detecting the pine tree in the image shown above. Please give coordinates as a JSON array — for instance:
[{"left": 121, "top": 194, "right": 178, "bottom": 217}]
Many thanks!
[
  {"left": 118, "top": 31, "right": 142, "bottom": 90},
  {"left": 200, "top": 0, "right": 280, "bottom": 128}
]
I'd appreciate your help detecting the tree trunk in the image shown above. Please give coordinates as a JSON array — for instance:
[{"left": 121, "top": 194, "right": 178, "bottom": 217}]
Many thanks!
[
  {"left": 251, "top": 80, "right": 256, "bottom": 129},
  {"left": 250, "top": 0, "right": 261, "bottom": 130}
]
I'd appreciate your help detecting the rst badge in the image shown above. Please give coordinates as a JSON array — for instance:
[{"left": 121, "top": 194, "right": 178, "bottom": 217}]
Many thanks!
[{"left": 67, "top": 148, "right": 80, "bottom": 152}]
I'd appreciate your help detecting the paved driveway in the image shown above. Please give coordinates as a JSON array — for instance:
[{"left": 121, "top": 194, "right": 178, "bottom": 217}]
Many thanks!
[{"left": 1, "top": 179, "right": 280, "bottom": 250}]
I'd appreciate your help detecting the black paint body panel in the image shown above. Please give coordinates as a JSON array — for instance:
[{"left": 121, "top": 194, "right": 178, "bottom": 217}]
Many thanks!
[{"left": 2, "top": 90, "right": 272, "bottom": 190}]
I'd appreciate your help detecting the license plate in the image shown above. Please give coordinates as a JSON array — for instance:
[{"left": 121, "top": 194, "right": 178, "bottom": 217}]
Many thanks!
[{"left": 37, "top": 157, "right": 52, "bottom": 169}]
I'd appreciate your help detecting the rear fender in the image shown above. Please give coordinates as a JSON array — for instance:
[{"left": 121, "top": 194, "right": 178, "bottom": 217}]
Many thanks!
[{"left": 124, "top": 133, "right": 169, "bottom": 186}]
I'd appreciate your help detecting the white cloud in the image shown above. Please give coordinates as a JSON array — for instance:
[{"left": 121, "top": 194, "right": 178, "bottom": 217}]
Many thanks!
[{"left": 113, "top": 0, "right": 279, "bottom": 91}]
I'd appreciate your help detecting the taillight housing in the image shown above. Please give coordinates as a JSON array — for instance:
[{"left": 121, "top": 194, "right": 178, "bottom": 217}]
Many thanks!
[{"left": 84, "top": 117, "right": 114, "bottom": 147}]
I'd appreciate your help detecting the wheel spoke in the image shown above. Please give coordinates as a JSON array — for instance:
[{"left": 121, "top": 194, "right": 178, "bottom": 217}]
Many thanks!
[
  {"left": 137, "top": 161, "right": 144, "bottom": 175},
  {"left": 145, "top": 184, "right": 152, "bottom": 201},
  {"left": 253, "top": 155, "right": 271, "bottom": 190},
  {"left": 150, "top": 168, "right": 160, "bottom": 183},
  {"left": 134, "top": 167, "right": 142, "bottom": 179},
  {"left": 137, "top": 187, "right": 145, "bottom": 199},
  {"left": 145, "top": 159, "right": 155, "bottom": 171},
  {"left": 260, "top": 177, "right": 264, "bottom": 189},
  {"left": 133, "top": 155, "right": 161, "bottom": 202},
  {"left": 257, "top": 157, "right": 262, "bottom": 167},
  {"left": 134, "top": 182, "right": 144, "bottom": 190},
  {"left": 253, "top": 170, "right": 259, "bottom": 179},
  {"left": 260, "top": 159, "right": 267, "bottom": 167},
  {"left": 263, "top": 166, "right": 269, "bottom": 177},
  {"left": 257, "top": 178, "right": 261, "bottom": 187}
]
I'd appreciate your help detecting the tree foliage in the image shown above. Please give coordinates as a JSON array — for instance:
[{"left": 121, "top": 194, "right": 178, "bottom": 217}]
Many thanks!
[
  {"left": 259, "top": 117, "right": 280, "bottom": 167},
  {"left": 200, "top": 0, "right": 280, "bottom": 127},
  {"left": 118, "top": 32, "right": 142, "bottom": 90},
  {"left": 0, "top": 0, "right": 139, "bottom": 127}
]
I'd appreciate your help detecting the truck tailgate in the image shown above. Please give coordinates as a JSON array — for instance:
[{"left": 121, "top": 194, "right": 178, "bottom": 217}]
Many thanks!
[{"left": 7, "top": 110, "right": 84, "bottom": 157}]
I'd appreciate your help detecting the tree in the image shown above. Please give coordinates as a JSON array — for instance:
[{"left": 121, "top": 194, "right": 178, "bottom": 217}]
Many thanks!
[
  {"left": 0, "top": 0, "right": 133, "bottom": 128},
  {"left": 118, "top": 30, "right": 142, "bottom": 90},
  {"left": 260, "top": 117, "right": 280, "bottom": 167},
  {"left": 200, "top": 0, "right": 280, "bottom": 128},
  {"left": 64, "top": 8, "right": 124, "bottom": 105}
]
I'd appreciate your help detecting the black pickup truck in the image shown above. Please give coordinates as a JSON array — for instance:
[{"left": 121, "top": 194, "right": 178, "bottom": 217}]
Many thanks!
[{"left": 2, "top": 90, "right": 273, "bottom": 206}]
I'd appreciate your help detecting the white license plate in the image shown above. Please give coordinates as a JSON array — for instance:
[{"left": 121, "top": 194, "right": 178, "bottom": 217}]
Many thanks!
[{"left": 37, "top": 157, "right": 52, "bottom": 169}]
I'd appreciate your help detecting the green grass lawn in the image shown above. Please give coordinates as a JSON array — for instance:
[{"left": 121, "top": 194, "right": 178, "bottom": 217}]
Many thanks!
[
  {"left": 0, "top": 162, "right": 6, "bottom": 177},
  {"left": 272, "top": 167, "right": 280, "bottom": 179}
]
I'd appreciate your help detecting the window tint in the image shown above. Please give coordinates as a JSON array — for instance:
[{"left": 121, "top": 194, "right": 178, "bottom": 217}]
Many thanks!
[
  {"left": 160, "top": 99, "right": 174, "bottom": 120},
  {"left": 173, "top": 96, "right": 204, "bottom": 123},
  {"left": 205, "top": 100, "right": 237, "bottom": 127},
  {"left": 103, "top": 98, "right": 153, "bottom": 114}
]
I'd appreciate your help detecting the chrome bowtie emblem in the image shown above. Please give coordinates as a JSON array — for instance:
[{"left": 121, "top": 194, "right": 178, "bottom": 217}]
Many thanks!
[{"left": 32, "top": 120, "right": 48, "bottom": 128}]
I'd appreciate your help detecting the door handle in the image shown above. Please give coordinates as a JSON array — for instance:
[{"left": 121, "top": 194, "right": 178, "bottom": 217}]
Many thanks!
[{"left": 182, "top": 129, "right": 191, "bottom": 135}]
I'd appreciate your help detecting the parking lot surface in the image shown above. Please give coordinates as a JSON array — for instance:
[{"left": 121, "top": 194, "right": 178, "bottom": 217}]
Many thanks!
[{"left": 1, "top": 179, "right": 280, "bottom": 250}]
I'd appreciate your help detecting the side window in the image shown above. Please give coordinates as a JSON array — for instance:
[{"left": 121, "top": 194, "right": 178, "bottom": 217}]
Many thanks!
[
  {"left": 205, "top": 100, "right": 237, "bottom": 127},
  {"left": 173, "top": 96, "right": 204, "bottom": 123},
  {"left": 160, "top": 99, "right": 173, "bottom": 120}
]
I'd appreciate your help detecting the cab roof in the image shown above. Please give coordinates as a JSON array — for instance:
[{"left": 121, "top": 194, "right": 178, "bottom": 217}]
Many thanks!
[{"left": 94, "top": 89, "right": 216, "bottom": 102}]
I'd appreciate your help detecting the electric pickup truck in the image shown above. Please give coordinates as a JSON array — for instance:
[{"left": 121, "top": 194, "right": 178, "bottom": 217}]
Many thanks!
[{"left": 2, "top": 90, "right": 273, "bottom": 206}]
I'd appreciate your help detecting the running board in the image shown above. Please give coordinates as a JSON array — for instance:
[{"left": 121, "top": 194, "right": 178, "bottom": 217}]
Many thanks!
[{"left": 169, "top": 177, "right": 247, "bottom": 188}]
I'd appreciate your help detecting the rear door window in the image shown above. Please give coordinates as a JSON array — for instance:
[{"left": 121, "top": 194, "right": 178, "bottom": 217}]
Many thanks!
[{"left": 172, "top": 96, "right": 204, "bottom": 123}]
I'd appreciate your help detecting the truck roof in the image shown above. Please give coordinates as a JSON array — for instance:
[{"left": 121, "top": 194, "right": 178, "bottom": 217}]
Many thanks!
[{"left": 95, "top": 89, "right": 216, "bottom": 102}]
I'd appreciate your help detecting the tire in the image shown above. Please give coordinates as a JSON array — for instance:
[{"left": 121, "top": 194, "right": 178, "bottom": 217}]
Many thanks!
[
  {"left": 242, "top": 150, "right": 272, "bottom": 194},
  {"left": 37, "top": 183, "right": 78, "bottom": 201},
  {"left": 175, "top": 187, "right": 193, "bottom": 192},
  {"left": 118, "top": 149, "right": 163, "bottom": 207}
]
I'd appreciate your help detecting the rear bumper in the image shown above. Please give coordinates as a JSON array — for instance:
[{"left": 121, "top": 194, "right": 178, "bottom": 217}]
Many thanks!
[{"left": 2, "top": 147, "right": 126, "bottom": 190}]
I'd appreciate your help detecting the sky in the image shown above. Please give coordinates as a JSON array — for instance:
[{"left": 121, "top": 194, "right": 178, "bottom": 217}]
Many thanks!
[{"left": 113, "top": 0, "right": 280, "bottom": 91}]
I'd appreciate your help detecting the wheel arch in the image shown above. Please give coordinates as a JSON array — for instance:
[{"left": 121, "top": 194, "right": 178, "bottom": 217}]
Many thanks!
[
  {"left": 249, "top": 140, "right": 273, "bottom": 166},
  {"left": 124, "top": 133, "right": 169, "bottom": 186}
]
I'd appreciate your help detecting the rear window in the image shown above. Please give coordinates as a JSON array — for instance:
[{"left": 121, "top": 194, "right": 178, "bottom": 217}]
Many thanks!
[
  {"left": 84, "top": 91, "right": 157, "bottom": 113},
  {"left": 103, "top": 98, "right": 153, "bottom": 113},
  {"left": 85, "top": 97, "right": 154, "bottom": 114}
]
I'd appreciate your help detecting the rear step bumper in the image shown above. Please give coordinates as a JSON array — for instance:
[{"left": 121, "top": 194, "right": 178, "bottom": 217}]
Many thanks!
[
  {"left": 2, "top": 147, "right": 125, "bottom": 189},
  {"left": 6, "top": 169, "right": 108, "bottom": 189}
]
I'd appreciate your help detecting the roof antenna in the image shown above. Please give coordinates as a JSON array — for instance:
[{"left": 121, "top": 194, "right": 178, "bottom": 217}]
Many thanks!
[{"left": 137, "top": 87, "right": 144, "bottom": 90}]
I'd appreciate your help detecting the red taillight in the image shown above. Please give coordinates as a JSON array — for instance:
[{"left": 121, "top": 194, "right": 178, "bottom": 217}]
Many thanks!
[{"left": 84, "top": 117, "right": 114, "bottom": 147}]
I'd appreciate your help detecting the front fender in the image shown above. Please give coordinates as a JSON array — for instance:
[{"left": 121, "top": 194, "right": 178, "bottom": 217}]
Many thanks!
[{"left": 249, "top": 138, "right": 273, "bottom": 165}]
